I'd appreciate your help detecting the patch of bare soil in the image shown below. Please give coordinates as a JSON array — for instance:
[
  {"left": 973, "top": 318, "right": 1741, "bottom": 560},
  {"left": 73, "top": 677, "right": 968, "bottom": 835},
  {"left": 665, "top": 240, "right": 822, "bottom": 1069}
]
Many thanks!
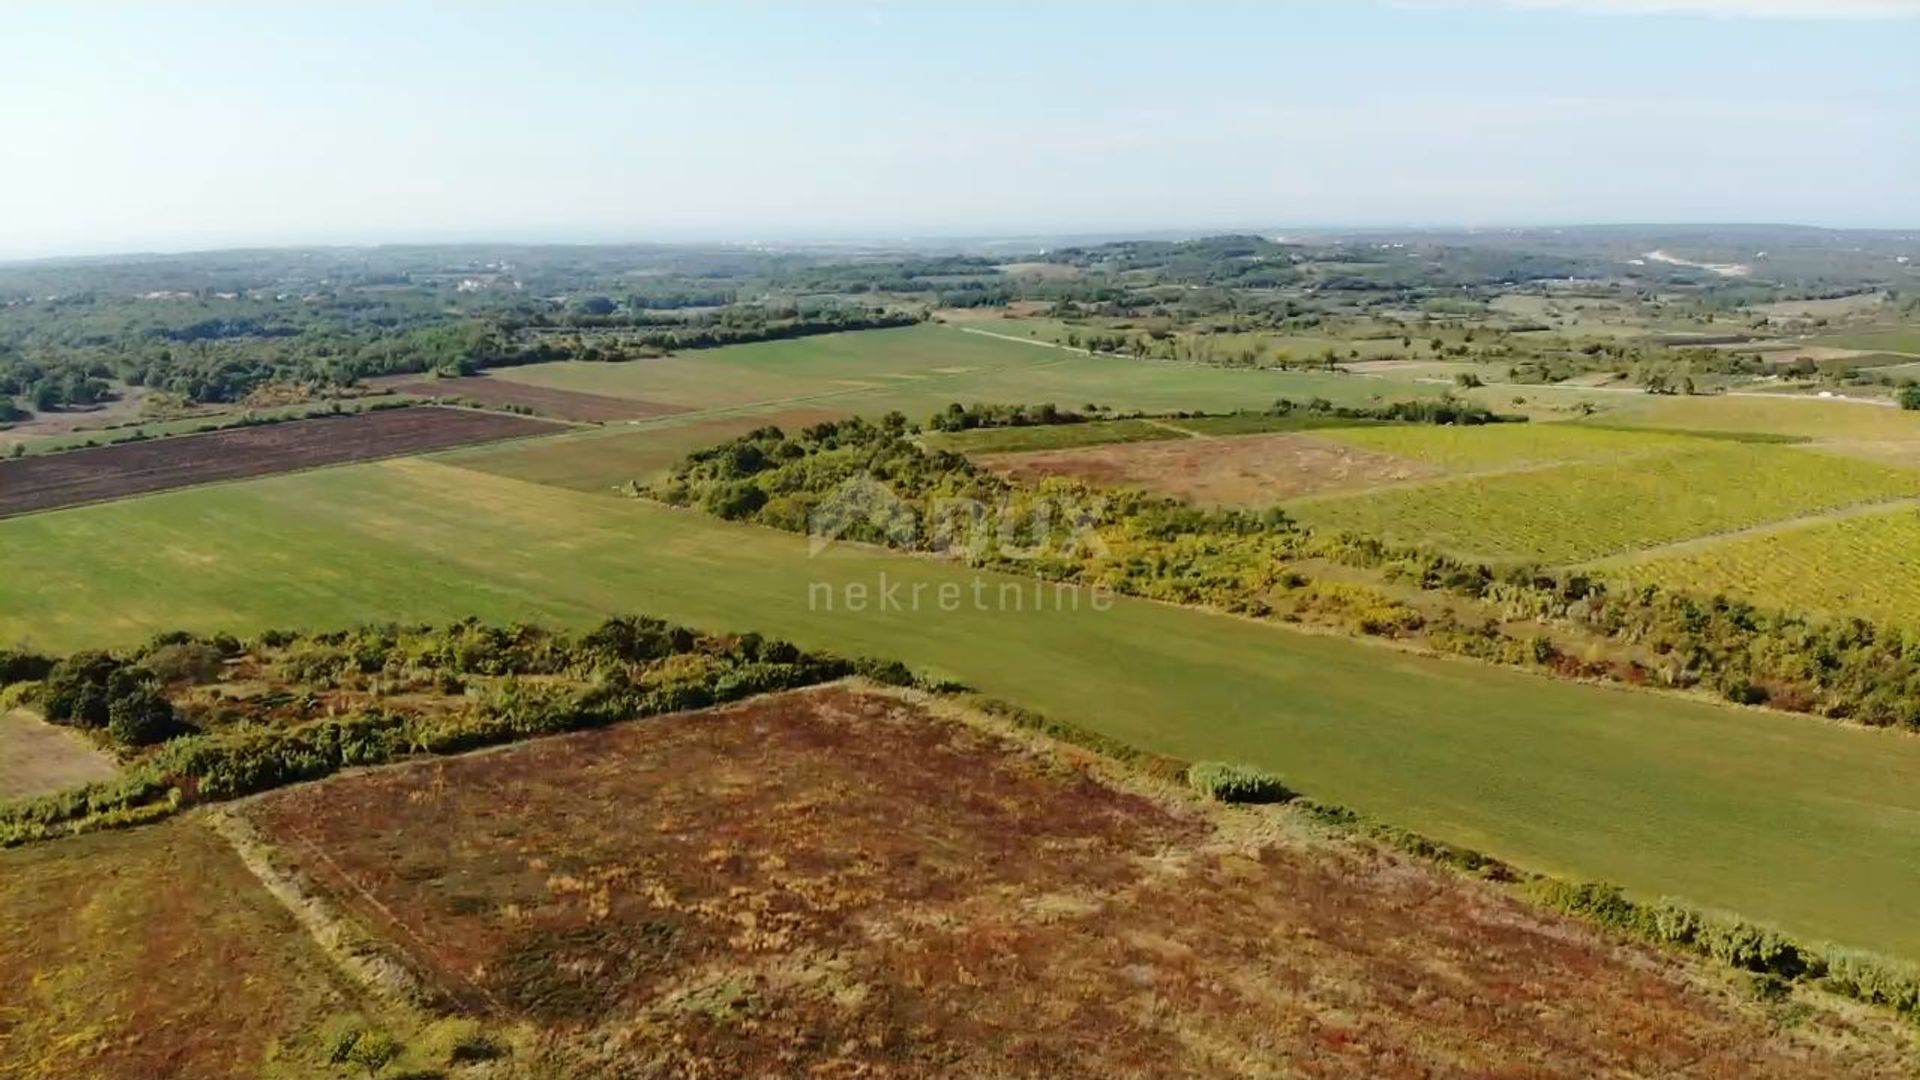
[
  {"left": 0, "top": 708, "right": 118, "bottom": 801},
  {"left": 241, "top": 686, "right": 1918, "bottom": 1079},
  {"left": 982, "top": 431, "right": 1444, "bottom": 505}
]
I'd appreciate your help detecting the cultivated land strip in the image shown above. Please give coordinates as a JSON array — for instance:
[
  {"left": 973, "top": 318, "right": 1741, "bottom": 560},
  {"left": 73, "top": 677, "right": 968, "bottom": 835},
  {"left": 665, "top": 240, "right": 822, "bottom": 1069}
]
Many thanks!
[
  {"left": 0, "top": 406, "right": 563, "bottom": 520},
  {"left": 1582, "top": 496, "right": 1920, "bottom": 570}
]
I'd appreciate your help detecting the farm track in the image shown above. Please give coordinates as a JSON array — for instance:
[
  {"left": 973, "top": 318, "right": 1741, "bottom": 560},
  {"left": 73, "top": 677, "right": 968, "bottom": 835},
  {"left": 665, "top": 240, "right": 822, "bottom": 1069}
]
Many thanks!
[{"left": 0, "top": 406, "right": 563, "bottom": 520}]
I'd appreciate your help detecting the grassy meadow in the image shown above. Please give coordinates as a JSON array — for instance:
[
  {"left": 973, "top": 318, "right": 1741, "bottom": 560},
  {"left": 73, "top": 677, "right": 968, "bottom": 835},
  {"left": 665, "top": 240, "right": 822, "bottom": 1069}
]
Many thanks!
[{"left": 6, "top": 459, "right": 1920, "bottom": 958}]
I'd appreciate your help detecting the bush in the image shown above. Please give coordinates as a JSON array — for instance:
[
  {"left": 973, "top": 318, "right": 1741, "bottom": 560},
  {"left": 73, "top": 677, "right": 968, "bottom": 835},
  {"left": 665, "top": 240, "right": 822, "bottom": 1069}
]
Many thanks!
[
  {"left": 0, "top": 648, "right": 53, "bottom": 686},
  {"left": 345, "top": 1030, "right": 402, "bottom": 1076},
  {"left": 142, "top": 642, "right": 225, "bottom": 685},
  {"left": 416, "top": 1018, "right": 501, "bottom": 1065},
  {"left": 106, "top": 684, "right": 182, "bottom": 747},
  {"left": 42, "top": 651, "right": 125, "bottom": 727},
  {"left": 1186, "top": 761, "right": 1295, "bottom": 804}
]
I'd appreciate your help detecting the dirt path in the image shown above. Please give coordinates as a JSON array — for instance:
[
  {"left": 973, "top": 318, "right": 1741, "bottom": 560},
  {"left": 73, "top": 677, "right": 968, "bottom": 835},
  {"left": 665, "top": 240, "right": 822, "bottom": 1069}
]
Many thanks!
[
  {"left": 0, "top": 708, "right": 118, "bottom": 801},
  {"left": 1581, "top": 497, "right": 1920, "bottom": 570}
]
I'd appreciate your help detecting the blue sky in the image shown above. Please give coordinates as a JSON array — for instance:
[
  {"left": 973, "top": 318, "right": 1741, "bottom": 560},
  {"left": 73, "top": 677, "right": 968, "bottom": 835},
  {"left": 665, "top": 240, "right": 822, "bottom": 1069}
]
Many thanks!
[{"left": 1, "top": 1, "right": 1914, "bottom": 257}]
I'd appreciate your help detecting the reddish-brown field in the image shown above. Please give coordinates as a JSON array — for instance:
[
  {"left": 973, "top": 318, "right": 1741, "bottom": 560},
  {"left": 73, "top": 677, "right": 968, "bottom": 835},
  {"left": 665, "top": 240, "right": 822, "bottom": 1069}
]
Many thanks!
[
  {"left": 242, "top": 685, "right": 1912, "bottom": 1079},
  {"left": 0, "top": 406, "right": 561, "bottom": 518},
  {"left": 383, "top": 375, "right": 690, "bottom": 422},
  {"left": 981, "top": 431, "right": 1440, "bottom": 506},
  {"left": 0, "top": 821, "right": 374, "bottom": 1080}
]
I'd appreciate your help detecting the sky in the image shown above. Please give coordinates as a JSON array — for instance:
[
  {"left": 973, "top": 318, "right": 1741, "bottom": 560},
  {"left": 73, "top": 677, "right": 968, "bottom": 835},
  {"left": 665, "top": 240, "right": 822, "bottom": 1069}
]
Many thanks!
[{"left": 0, "top": 1, "right": 1915, "bottom": 258}]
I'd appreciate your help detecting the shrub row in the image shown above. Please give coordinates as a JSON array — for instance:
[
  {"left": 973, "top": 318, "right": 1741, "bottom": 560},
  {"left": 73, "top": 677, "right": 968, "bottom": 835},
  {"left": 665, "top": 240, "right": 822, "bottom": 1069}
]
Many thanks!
[{"left": 0, "top": 616, "right": 940, "bottom": 847}]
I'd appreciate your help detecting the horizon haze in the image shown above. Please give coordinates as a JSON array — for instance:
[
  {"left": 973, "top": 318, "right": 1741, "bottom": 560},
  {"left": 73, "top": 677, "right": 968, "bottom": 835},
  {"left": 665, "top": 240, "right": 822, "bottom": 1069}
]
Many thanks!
[{"left": 2, "top": 0, "right": 1915, "bottom": 258}]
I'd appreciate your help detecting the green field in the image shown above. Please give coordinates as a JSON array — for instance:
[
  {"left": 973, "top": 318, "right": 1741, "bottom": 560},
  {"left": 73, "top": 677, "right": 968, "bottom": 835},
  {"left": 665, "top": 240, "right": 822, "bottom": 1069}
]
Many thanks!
[
  {"left": 1290, "top": 442, "right": 1920, "bottom": 563},
  {"left": 6, "top": 459, "right": 1920, "bottom": 959},
  {"left": 920, "top": 417, "right": 1188, "bottom": 454},
  {"left": 495, "top": 325, "right": 1435, "bottom": 417},
  {"left": 1307, "top": 421, "right": 1690, "bottom": 470},
  {"left": 441, "top": 405, "right": 849, "bottom": 492},
  {"left": 1616, "top": 503, "right": 1920, "bottom": 626}
]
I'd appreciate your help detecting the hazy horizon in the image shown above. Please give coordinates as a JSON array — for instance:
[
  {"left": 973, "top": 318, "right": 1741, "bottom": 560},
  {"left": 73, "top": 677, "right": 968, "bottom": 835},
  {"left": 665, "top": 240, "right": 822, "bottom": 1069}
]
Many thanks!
[{"left": 4, "top": 0, "right": 1915, "bottom": 260}]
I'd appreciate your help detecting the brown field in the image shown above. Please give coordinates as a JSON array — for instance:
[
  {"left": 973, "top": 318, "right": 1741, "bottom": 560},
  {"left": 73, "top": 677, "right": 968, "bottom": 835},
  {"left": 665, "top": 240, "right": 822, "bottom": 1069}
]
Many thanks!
[
  {"left": 0, "top": 406, "right": 561, "bottom": 519},
  {"left": 0, "top": 821, "right": 378, "bottom": 1080},
  {"left": 981, "top": 431, "right": 1441, "bottom": 505},
  {"left": 383, "top": 374, "right": 690, "bottom": 422},
  {"left": 240, "top": 685, "right": 1912, "bottom": 1079},
  {"left": 0, "top": 709, "right": 118, "bottom": 801}
]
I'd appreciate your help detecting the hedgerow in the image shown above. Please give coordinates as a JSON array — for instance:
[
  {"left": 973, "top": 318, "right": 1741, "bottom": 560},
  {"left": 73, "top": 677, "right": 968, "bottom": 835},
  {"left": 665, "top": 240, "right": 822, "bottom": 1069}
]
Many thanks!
[{"left": 0, "top": 616, "right": 935, "bottom": 847}]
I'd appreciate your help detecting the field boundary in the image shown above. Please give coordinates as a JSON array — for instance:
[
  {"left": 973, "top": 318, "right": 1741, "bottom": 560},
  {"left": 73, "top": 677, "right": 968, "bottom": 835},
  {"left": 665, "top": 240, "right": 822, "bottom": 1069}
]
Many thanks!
[{"left": 207, "top": 809, "right": 444, "bottom": 1010}]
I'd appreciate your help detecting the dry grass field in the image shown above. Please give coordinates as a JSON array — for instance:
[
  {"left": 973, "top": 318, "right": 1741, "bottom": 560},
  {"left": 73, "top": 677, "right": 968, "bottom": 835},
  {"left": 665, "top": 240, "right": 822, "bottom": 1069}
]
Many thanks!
[
  {"left": 236, "top": 685, "right": 1919, "bottom": 1079},
  {"left": 0, "top": 822, "right": 383, "bottom": 1080}
]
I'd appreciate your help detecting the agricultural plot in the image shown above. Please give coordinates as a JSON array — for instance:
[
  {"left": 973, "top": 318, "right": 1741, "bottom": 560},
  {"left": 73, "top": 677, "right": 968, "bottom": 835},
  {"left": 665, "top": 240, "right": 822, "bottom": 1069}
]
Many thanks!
[
  {"left": 1289, "top": 443, "right": 1920, "bottom": 564},
  {"left": 491, "top": 324, "right": 1050, "bottom": 412},
  {"left": 1614, "top": 505, "right": 1920, "bottom": 627},
  {"left": 0, "top": 406, "right": 560, "bottom": 519},
  {"left": 442, "top": 406, "right": 849, "bottom": 492},
  {"left": 381, "top": 374, "right": 687, "bottom": 422},
  {"left": 1810, "top": 328, "right": 1920, "bottom": 355},
  {"left": 9, "top": 461, "right": 1920, "bottom": 957},
  {"left": 1587, "top": 395, "right": 1920, "bottom": 442},
  {"left": 0, "top": 821, "right": 383, "bottom": 1080},
  {"left": 981, "top": 431, "right": 1442, "bottom": 505},
  {"left": 238, "top": 685, "right": 1908, "bottom": 1078},
  {"left": 491, "top": 325, "right": 1437, "bottom": 420},
  {"left": 0, "top": 709, "right": 117, "bottom": 801},
  {"left": 1307, "top": 421, "right": 1693, "bottom": 471}
]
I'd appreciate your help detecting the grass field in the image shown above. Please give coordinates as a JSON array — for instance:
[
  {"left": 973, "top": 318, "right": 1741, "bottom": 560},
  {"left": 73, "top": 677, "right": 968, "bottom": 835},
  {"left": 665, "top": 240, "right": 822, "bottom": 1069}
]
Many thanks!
[
  {"left": 232, "top": 684, "right": 1912, "bottom": 1078},
  {"left": 1290, "top": 443, "right": 1920, "bottom": 563},
  {"left": 442, "top": 406, "right": 849, "bottom": 492},
  {"left": 7, "top": 460, "right": 1920, "bottom": 958},
  {"left": 1615, "top": 504, "right": 1920, "bottom": 626},
  {"left": 493, "top": 325, "right": 1435, "bottom": 418},
  {"left": 0, "top": 820, "right": 379, "bottom": 1079}
]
